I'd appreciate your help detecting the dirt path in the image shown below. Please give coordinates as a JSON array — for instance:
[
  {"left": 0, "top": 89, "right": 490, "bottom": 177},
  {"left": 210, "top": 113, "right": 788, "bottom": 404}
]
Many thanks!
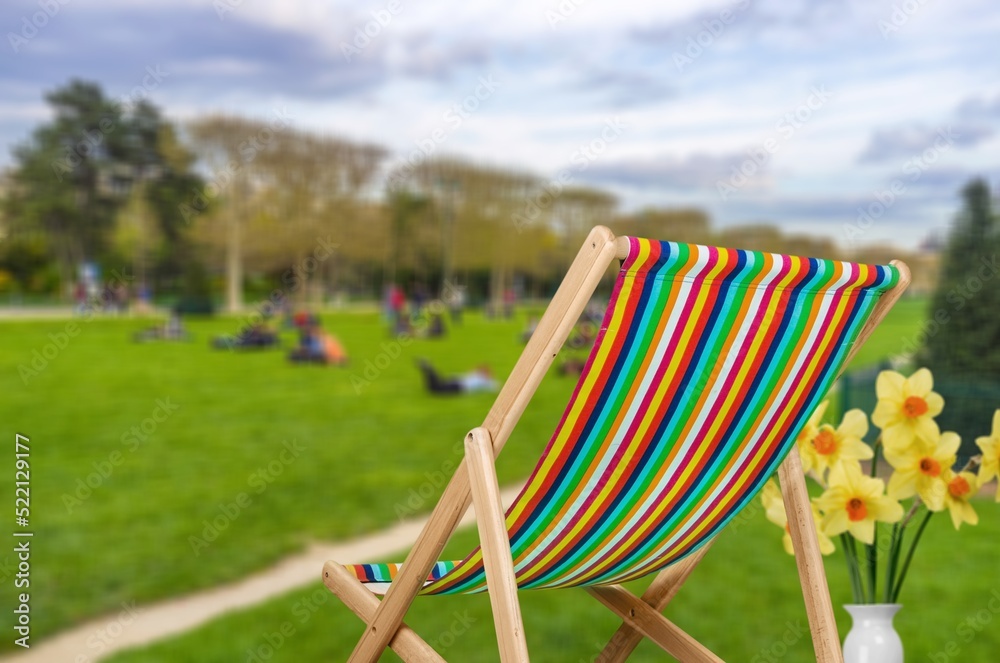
[{"left": 0, "top": 485, "right": 522, "bottom": 663}]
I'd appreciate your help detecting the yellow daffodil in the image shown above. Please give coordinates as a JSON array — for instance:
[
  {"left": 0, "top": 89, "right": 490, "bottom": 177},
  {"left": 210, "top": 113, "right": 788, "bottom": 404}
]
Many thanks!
[
  {"left": 942, "top": 470, "right": 979, "bottom": 530},
  {"left": 975, "top": 409, "right": 1000, "bottom": 502},
  {"left": 816, "top": 461, "right": 903, "bottom": 544},
  {"left": 760, "top": 479, "right": 835, "bottom": 556},
  {"left": 885, "top": 432, "right": 960, "bottom": 511},
  {"left": 796, "top": 400, "right": 828, "bottom": 465},
  {"left": 871, "top": 368, "right": 944, "bottom": 453},
  {"left": 799, "top": 408, "right": 873, "bottom": 476}
]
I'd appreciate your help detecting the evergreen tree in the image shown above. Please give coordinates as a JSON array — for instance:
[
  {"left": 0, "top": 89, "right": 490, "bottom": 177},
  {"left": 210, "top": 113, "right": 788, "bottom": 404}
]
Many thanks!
[
  {"left": 5, "top": 80, "right": 202, "bottom": 295},
  {"left": 922, "top": 178, "right": 1000, "bottom": 455},
  {"left": 6, "top": 80, "right": 130, "bottom": 286}
]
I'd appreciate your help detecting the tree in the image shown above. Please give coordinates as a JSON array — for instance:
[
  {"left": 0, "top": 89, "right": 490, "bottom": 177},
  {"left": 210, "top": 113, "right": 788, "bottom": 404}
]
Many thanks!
[
  {"left": 612, "top": 207, "right": 712, "bottom": 249},
  {"left": 384, "top": 189, "right": 431, "bottom": 287},
  {"left": 187, "top": 115, "right": 386, "bottom": 310},
  {"left": 923, "top": 179, "right": 1000, "bottom": 455},
  {"left": 5, "top": 80, "right": 131, "bottom": 289},
  {"left": 5, "top": 80, "right": 203, "bottom": 297},
  {"left": 391, "top": 156, "right": 552, "bottom": 307},
  {"left": 133, "top": 103, "right": 205, "bottom": 288},
  {"left": 550, "top": 186, "right": 618, "bottom": 272}
]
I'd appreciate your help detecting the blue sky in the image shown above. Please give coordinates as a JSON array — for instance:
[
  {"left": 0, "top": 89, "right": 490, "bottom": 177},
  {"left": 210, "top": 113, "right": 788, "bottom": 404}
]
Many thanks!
[{"left": 3, "top": 0, "right": 999, "bottom": 248}]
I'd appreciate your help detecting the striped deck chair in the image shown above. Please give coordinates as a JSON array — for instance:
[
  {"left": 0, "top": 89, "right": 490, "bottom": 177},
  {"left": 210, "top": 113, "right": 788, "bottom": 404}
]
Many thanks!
[{"left": 324, "top": 226, "right": 910, "bottom": 662}]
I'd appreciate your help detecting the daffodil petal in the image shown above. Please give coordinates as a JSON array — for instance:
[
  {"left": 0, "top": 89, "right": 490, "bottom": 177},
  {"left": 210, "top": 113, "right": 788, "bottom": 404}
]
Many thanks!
[
  {"left": 882, "top": 425, "right": 916, "bottom": 453},
  {"left": 925, "top": 391, "right": 944, "bottom": 417},
  {"left": 869, "top": 496, "right": 904, "bottom": 523},
  {"left": 872, "top": 401, "right": 900, "bottom": 429},
  {"left": 848, "top": 519, "right": 875, "bottom": 545},
  {"left": 937, "top": 431, "right": 961, "bottom": 458},
  {"left": 948, "top": 502, "right": 963, "bottom": 530},
  {"left": 827, "top": 462, "right": 848, "bottom": 488},
  {"left": 920, "top": 479, "right": 947, "bottom": 511},
  {"left": 962, "top": 502, "right": 978, "bottom": 527},
  {"left": 798, "top": 444, "right": 816, "bottom": 473},
  {"left": 913, "top": 416, "right": 941, "bottom": 444},
  {"left": 818, "top": 533, "right": 836, "bottom": 556},
  {"left": 782, "top": 532, "right": 795, "bottom": 555},
  {"left": 823, "top": 509, "right": 849, "bottom": 537},
  {"left": 843, "top": 438, "right": 874, "bottom": 461},
  {"left": 840, "top": 409, "right": 869, "bottom": 439},
  {"left": 887, "top": 470, "right": 916, "bottom": 500},
  {"left": 876, "top": 370, "right": 906, "bottom": 401},
  {"left": 909, "top": 368, "right": 934, "bottom": 396},
  {"left": 765, "top": 504, "right": 787, "bottom": 528}
]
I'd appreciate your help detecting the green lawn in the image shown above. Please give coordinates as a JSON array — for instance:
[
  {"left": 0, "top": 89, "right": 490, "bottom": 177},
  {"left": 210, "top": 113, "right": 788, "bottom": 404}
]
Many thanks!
[
  {"left": 845, "top": 295, "right": 925, "bottom": 368},
  {"left": 104, "top": 507, "right": 1000, "bottom": 662},
  {"left": 0, "top": 293, "right": 969, "bottom": 659}
]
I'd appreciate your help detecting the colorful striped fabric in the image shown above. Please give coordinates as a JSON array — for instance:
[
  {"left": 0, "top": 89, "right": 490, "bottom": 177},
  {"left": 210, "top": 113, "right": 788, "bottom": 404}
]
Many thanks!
[
  {"left": 348, "top": 238, "right": 899, "bottom": 595},
  {"left": 348, "top": 561, "right": 457, "bottom": 584}
]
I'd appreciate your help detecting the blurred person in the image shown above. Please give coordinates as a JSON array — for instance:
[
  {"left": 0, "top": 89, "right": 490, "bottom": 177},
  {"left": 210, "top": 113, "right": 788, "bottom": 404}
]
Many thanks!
[
  {"left": 164, "top": 310, "right": 185, "bottom": 339},
  {"left": 242, "top": 322, "right": 279, "bottom": 347},
  {"left": 559, "top": 355, "right": 586, "bottom": 377},
  {"left": 135, "top": 282, "right": 152, "bottom": 315},
  {"left": 115, "top": 281, "right": 129, "bottom": 314},
  {"left": 73, "top": 280, "right": 87, "bottom": 314},
  {"left": 445, "top": 284, "right": 465, "bottom": 325},
  {"left": 388, "top": 284, "right": 406, "bottom": 333},
  {"left": 412, "top": 282, "right": 428, "bottom": 317},
  {"left": 503, "top": 287, "right": 516, "bottom": 319},
  {"left": 102, "top": 282, "right": 117, "bottom": 314},
  {"left": 381, "top": 284, "right": 393, "bottom": 324},
  {"left": 135, "top": 309, "right": 191, "bottom": 342},
  {"left": 521, "top": 316, "right": 539, "bottom": 343},
  {"left": 320, "top": 331, "right": 348, "bottom": 365},
  {"left": 288, "top": 322, "right": 347, "bottom": 365},
  {"left": 416, "top": 359, "right": 498, "bottom": 395},
  {"left": 289, "top": 322, "right": 323, "bottom": 362},
  {"left": 426, "top": 312, "right": 446, "bottom": 339},
  {"left": 567, "top": 321, "right": 597, "bottom": 349},
  {"left": 211, "top": 321, "right": 279, "bottom": 350}
]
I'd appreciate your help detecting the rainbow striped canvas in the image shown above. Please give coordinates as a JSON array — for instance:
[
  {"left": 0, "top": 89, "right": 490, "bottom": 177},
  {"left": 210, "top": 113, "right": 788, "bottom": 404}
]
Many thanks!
[{"left": 349, "top": 237, "right": 899, "bottom": 595}]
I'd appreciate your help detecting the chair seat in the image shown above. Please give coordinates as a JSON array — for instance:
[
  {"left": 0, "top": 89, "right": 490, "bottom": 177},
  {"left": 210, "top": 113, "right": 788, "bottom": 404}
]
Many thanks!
[{"left": 345, "top": 237, "right": 901, "bottom": 598}]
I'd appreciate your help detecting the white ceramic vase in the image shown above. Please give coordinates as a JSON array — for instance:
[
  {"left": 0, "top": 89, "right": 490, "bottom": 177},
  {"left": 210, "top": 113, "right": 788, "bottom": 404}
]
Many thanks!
[{"left": 842, "top": 604, "right": 903, "bottom": 663}]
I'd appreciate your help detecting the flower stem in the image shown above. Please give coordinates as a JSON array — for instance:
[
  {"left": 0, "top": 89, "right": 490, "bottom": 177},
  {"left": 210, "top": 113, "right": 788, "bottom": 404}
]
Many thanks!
[
  {"left": 866, "top": 528, "right": 878, "bottom": 604},
  {"left": 841, "top": 533, "right": 865, "bottom": 604},
  {"left": 863, "top": 439, "right": 882, "bottom": 602},
  {"left": 890, "top": 509, "right": 934, "bottom": 603},
  {"left": 869, "top": 437, "right": 882, "bottom": 478},
  {"left": 900, "top": 497, "right": 924, "bottom": 528},
  {"left": 883, "top": 522, "right": 903, "bottom": 603}
]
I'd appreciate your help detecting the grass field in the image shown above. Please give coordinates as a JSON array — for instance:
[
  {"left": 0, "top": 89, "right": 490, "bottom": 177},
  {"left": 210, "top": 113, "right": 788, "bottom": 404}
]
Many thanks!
[
  {"left": 104, "top": 509, "right": 1000, "bottom": 662},
  {"left": 4, "top": 293, "right": 994, "bottom": 661}
]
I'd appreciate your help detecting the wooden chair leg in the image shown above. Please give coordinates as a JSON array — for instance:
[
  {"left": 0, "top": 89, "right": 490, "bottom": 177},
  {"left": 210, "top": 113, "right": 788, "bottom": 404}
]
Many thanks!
[
  {"left": 778, "top": 452, "right": 844, "bottom": 663},
  {"left": 587, "top": 584, "right": 723, "bottom": 663},
  {"left": 345, "top": 468, "right": 472, "bottom": 662},
  {"left": 323, "top": 562, "right": 446, "bottom": 662},
  {"left": 466, "top": 428, "right": 530, "bottom": 662},
  {"left": 595, "top": 540, "right": 715, "bottom": 663}
]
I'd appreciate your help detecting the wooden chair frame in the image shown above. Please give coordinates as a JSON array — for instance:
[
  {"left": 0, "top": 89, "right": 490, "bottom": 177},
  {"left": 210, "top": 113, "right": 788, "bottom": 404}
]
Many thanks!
[{"left": 323, "top": 226, "right": 911, "bottom": 662}]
